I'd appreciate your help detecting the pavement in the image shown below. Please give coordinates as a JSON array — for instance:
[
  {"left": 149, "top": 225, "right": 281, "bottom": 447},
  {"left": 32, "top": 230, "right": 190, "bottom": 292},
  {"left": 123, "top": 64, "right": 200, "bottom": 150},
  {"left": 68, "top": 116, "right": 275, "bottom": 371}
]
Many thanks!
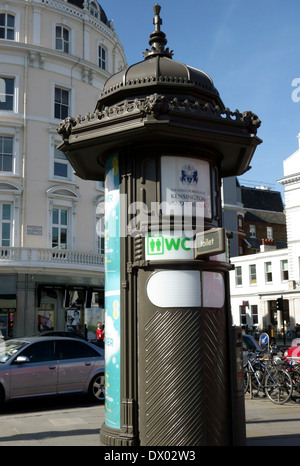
[
  {"left": 244, "top": 337, "right": 300, "bottom": 446},
  {"left": 0, "top": 396, "right": 105, "bottom": 446},
  {"left": 245, "top": 394, "right": 300, "bottom": 446},
  {"left": 1, "top": 393, "right": 300, "bottom": 446}
]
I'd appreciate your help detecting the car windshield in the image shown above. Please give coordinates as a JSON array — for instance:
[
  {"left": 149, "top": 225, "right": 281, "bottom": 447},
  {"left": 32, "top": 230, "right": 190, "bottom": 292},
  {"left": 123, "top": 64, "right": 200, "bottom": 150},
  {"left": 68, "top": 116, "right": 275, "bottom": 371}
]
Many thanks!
[{"left": 0, "top": 340, "right": 28, "bottom": 363}]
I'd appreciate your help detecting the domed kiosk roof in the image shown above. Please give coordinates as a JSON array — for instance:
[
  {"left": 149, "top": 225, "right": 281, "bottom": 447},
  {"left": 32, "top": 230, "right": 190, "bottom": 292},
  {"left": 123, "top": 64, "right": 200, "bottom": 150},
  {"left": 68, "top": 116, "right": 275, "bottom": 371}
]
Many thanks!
[
  {"left": 57, "top": 4, "right": 261, "bottom": 181},
  {"left": 97, "top": 4, "right": 222, "bottom": 109}
]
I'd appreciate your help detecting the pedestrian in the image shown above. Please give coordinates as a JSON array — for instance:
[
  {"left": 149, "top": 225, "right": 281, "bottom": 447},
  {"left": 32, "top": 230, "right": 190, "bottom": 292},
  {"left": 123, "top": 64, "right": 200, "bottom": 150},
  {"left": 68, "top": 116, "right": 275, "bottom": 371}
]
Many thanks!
[{"left": 96, "top": 322, "right": 104, "bottom": 348}]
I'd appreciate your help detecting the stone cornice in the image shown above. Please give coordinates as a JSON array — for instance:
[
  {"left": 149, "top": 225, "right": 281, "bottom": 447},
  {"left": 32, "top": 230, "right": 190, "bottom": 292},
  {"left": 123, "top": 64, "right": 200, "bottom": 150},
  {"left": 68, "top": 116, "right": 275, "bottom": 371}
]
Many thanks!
[{"left": 278, "top": 173, "right": 300, "bottom": 186}]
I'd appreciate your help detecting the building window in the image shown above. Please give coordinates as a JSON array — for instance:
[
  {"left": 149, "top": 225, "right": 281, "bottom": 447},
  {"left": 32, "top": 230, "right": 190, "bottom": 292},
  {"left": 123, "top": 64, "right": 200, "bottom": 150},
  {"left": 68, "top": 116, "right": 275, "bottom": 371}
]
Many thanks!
[
  {"left": 95, "top": 195, "right": 104, "bottom": 254},
  {"left": 251, "top": 304, "right": 258, "bottom": 325},
  {"left": 96, "top": 181, "right": 104, "bottom": 189},
  {"left": 281, "top": 260, "right": 289, "bottom": 281},
  {"left": 239, "top": 304, "right": 246, "bottom": 326},
  {"left": 52, "top": 208, "right": 68, "bottom": 249},
  {"left": 0, "top": 77, "right": 14, "bottom": 111},
  {"left": 235, "top": 266, "right": 242, "bottom": 286},
  {"left": 249, "top": 224, "right": 256, "bottom": 238},
  {"left": 90, "top": 1, "right": 99, "bottom": 18},
  {"left": 53, "top": 146, "right": 73, "bottom": 180},
  {"left": 54, "top": 87, "right": 69, "bottom": 120},
  {"left": 98, "top": 45, "right": 106, "bottom": 70},
  {"left": 249, "top": 264, "right": 256, "bottom": 284},
  {"left": 55, "top": 25, "right": 70, "bottom": 53},
  {"left": 96, "top": 213, "right": 104, "bottom": 254},
  {"left": 0, "top": 136, "right": 13, "bottom": 172},
  {"left": 267, "top": 226, "right": 273, "bottom": 240},
  {"left": 0, "top": 203, "right": 12, "bottom": 246},
  {"left": 0, "top": 13, "right": 15, "bottom": 40},
  {"left": 265, "top": 261, "right": 272, "bottom": 283}
]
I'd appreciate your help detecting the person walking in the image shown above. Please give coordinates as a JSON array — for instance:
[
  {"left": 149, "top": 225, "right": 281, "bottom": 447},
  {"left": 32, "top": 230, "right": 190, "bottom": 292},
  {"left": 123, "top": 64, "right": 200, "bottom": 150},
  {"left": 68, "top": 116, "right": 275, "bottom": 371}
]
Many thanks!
[{"left": 96, "top": 323, "right": 104, "bottom": 348}]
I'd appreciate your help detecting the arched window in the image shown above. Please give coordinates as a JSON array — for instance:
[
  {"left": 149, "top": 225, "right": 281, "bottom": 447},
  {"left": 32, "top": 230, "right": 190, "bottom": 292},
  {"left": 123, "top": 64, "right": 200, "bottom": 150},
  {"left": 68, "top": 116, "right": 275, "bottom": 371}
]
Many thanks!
[
  {"left": 47, "top": 186, "right": 80, "bottom": 250},
  {"left": 0, "top": 77, "right": 15, "bottom": 111},
  {"left": 89, "top": 1, "right": 100, "bottom": 19},
  {"left": 55, "top": 25, "right": 70, "bottom": 53}
]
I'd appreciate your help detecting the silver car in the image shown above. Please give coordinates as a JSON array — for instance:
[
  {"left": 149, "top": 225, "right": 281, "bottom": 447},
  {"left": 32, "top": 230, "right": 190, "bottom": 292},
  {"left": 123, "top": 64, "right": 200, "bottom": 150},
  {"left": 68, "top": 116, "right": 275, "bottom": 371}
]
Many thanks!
[{"left": 0, "top": 337, "right": 105, "bottom": 405}]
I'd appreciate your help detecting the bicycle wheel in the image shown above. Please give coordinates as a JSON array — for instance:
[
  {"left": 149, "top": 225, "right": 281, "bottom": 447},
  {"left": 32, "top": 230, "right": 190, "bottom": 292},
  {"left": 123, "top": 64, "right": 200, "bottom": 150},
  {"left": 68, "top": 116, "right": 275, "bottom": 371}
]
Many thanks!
[
  {"left": 265, "top": 368, "right": 293, "bottom": 404},
  {"left": 290, "top": 366, "right": 300, "bottom": 394},
  {"left": 249, "top": 365, "right": 265, "bottom": 395},
  {"left": 244, "top": 371, "right": 249, "bottom": 394}
]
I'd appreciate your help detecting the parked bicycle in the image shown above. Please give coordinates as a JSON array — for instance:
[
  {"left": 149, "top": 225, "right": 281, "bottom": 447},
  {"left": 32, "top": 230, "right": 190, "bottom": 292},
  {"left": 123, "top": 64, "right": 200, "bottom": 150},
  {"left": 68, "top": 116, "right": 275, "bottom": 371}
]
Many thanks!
[{"left": 244, "top": 352, "right": 293, "bottom": 404}]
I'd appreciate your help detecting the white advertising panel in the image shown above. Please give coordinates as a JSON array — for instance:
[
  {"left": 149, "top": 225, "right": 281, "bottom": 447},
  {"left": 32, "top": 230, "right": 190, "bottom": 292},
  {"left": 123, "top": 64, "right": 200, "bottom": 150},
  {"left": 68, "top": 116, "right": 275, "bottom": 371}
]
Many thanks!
[{"left": 146, "top": 270, "right": 201, "bottom": 308}]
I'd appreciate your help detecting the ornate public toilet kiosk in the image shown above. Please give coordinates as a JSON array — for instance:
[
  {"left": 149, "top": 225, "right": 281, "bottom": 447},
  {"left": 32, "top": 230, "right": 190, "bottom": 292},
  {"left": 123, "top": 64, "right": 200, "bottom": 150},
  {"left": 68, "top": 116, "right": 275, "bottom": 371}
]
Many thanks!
[{"left": 58, "top": 5, "right": 261, "bottom": 446}]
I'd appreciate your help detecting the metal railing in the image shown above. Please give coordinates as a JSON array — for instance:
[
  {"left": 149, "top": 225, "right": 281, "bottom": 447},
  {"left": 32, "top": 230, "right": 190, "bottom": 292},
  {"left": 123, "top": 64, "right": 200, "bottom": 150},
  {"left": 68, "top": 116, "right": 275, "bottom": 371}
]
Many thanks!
[{"left": 0, "top": 247, "right": 104, "bottom": 271}]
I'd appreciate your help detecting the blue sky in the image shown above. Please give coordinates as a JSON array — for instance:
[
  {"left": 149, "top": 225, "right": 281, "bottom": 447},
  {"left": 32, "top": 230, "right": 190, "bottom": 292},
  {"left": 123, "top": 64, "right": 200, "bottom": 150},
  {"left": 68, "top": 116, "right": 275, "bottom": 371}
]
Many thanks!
[{"left": 100, "top": 0, "right": 300, "bottom": 199}]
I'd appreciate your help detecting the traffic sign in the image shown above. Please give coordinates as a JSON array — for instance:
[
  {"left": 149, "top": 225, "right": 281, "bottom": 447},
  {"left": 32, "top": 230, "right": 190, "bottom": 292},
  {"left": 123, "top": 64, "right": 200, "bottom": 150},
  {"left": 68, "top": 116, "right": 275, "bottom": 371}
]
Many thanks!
[{"left": 259, "top": 333, "right": 269, "bottom": 348}]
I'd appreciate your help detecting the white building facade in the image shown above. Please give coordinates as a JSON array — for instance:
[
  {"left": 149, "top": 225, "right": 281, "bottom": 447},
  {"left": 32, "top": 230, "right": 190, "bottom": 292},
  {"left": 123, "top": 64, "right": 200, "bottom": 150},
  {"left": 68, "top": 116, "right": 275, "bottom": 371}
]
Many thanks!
[
  {"left": 230, "top": 133, "right": 300, "bottom": 338},
  {"left": 0, "top": 0, "right": 126, "bottom": 338}
]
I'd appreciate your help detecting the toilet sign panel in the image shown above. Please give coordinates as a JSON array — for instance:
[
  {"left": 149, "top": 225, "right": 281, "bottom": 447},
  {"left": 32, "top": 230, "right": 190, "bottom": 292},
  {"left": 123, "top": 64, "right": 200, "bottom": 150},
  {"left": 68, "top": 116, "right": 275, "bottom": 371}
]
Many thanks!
[{"left": 195, "top": 228, "right": 225, "bottom": 258}]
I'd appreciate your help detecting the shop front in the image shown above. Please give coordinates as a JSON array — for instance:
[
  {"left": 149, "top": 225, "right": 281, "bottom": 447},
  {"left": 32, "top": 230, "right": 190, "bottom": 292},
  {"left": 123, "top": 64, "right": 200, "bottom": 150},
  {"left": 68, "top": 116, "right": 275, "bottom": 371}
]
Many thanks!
[
  {"left": 0, "top": 273, "right": 104, "bottom": 340},
  {"left": 0, "top": 274, "right": 17, "bottom": 339},
  {"left": 37, "top": 283, "right": 104, "bottom": 340}
]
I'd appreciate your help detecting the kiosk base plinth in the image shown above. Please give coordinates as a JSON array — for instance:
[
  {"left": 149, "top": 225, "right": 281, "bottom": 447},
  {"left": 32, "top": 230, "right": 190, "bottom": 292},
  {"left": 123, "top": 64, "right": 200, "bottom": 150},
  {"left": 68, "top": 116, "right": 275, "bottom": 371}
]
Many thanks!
[{"left": 100, "top": 423, "right": 138, "bottom": 447}]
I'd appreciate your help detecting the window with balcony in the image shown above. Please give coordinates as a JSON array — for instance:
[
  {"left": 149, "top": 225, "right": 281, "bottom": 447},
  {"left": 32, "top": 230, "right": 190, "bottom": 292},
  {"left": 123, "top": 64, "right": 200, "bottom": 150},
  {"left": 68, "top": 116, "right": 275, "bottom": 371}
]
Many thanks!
[
  {"left": 265, "top": 261, "right": 272, "bottom": 283},
  {"left": 0, "top": 13, "right": 15, "bottom": 40},
  {"left": 55, "top": 25, "right": 70, "bottom": 53},
  {"left": 47, "top": 186, "right": 78, "bottom": 251},
  {"left": 96, "top": 213, "right": 104, "bottom": 254},
  {"left": 0, "top": 77, "right": 14, "bottom": 111},
  {"left": 54, "top": 87, "right": 70, "bottom": 120},
  {"left": 249, "top": 264, "right": 257, "bottom": 284},
  {"left": 0, "top": 203, "right": 12, "bottom": 246},
  {"left": 98, "top": 45, "right": 106, "bottom": 70},
  {"left": 52, "top": 208, "right": 68, "bottom": 249},
  {"left": 0, "top": 136, "right": 13, "bottom": 172}
]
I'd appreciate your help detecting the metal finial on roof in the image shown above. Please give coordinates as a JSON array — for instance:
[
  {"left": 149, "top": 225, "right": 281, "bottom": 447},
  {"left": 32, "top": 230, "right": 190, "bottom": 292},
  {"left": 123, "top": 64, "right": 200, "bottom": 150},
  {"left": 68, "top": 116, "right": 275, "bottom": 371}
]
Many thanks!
[{"left": 143, "top": 4, "right": 173, "bottom": 59}]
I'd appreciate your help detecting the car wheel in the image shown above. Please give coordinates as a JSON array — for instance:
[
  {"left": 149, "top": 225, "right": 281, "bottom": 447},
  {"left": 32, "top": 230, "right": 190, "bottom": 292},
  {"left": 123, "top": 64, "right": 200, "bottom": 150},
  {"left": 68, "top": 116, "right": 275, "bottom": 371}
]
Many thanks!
[{"left": 89, "top": 374, "right": 105, "bottom": 402}]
